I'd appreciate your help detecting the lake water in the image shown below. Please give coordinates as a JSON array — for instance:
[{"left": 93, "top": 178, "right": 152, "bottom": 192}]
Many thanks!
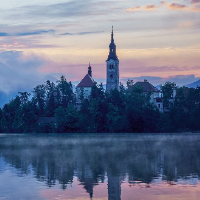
[{"left": 0, "top": 133, "right": 200, "bottom": 200}]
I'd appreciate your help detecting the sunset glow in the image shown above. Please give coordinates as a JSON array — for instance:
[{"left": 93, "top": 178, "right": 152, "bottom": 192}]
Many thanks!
[{"left": 0, "top": 0, "right": 200, "bottom": 92}]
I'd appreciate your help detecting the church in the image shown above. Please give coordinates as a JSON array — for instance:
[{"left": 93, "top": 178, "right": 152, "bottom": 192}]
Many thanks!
[
  {"left": 76, "top": 27, "right": 163, "bottom": 112},
  {"left": 76, "top": 27, "right": 119, "bottom": 102}
]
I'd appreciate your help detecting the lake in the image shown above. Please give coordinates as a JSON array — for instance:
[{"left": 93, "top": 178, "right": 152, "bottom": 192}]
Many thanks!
[{"left": 0, "top": 133, "right": 200, "bottom": 200}]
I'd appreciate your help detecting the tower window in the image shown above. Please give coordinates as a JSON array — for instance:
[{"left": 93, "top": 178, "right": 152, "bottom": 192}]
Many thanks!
[
  {"left": 110, "top": 74, "right": 113, "bottom": 78},
  {"left": 110, "top": 64, "right": 112, "bottom": 69},
  {"left": 109, "top": 64, "right": 114, "bottom": 69}
]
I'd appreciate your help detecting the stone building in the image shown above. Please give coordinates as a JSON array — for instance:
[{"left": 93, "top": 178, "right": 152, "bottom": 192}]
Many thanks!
[
  {"left": 106, "top": 27, "right": 119, "bottom": 92},
  {"left": 76, "top": 64, "right": 95, "bottom": 103},
  {"left": 134, "top": 80, "right": 163, "bottom": 112}
]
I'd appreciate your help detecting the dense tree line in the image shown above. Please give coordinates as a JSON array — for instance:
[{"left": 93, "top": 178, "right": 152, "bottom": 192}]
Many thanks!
[{"left": 0, "top": 76, "right": 200, "bottom": 133}]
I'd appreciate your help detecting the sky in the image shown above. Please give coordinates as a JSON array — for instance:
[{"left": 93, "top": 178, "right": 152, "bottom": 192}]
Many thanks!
[{"left": 0, "top": 0, "right": 200, "bottom": 93}]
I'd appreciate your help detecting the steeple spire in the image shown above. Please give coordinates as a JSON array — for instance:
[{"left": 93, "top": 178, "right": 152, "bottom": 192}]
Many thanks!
[
  {"left": 111, "top": 26, "right": 114, "bottom": 43},
  {"left": 107, "top": 26, "right": 118, "bottom": 61},
  {"left": 88, "top": 63, "right": 92, "bottom": 77}
]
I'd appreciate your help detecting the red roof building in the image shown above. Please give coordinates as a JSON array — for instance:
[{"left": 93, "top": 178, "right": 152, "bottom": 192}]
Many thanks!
[
  {"left": 77, "top": 74, "right": 95, "bottom": 88},
  {"left": 76, "top": 64, "right": 95, "bottom": 103},
  {"left": 134, "top": 80, "right": 159, "bottom": 92}
]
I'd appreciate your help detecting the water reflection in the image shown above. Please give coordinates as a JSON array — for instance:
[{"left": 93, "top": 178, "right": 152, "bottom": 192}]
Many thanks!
[{"left": 0, "top": 134, "right": 200, "bottom": 199}]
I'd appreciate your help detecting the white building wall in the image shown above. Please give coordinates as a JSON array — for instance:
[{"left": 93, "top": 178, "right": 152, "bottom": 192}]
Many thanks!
[
  {"left": 76, "top": 87, "right": 92, "bottom": 103},
  {"left": 149, "top": 92, "right": 164, "bottom": 112}
]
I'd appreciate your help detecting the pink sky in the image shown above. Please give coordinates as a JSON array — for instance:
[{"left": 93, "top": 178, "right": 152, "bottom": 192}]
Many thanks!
[
  {"left": 0, "top": 0, "right": 200, "bottom": 91},
  {"left": 40, "top": 177, "right": 200, "bottom": 200}
]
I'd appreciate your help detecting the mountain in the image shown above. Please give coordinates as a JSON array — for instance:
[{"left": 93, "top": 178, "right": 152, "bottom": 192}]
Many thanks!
[
  {"left": 0, "top": 91, "right": 20, "bottom": 107},
  {"left": 0, "top": 62, "right": 32, "bottom": 94},
  {"left": 185, "top": 79, "right": 200, "bottom": 88},
  {"left": 0, "top": 62, "right": 60, "bottom": 107}
]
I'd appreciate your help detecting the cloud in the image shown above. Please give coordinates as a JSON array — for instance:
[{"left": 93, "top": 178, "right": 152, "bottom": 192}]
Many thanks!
[
  {"left": 168, "top": 3, "right": 189, "bottom": 10},
  {"left": 161, "top": 1, "right": 166, "bottom": 5},
  {"left": 126, "top": 2, "right": 200, "bottom": 13},
  {"left": 7, "top": 1, "right": 114, "bottom": 23},
  {"left": 0, "top": 50, "right": 22, "bottom": 60},
  {"left": 0, "top": 29, "right": 55, "bottom": 37},
  {"left": 167, "top": 3, "right": 200, "bottom": 12},
  {"left": 191, "top": 0, "right": 200, "bottom": 4},
  {"left": 0, "top": 33, "right": 9, "bottom": 37},
  {"left": 15, "top": 29, "right": 55, "bottom": 36},
  {"left": 178, "top": 21, "right": 193, "bottom": 27},
  {"left": 126, "top": 4, "right": 158, "bottom": 12},
  {"left": 144, "top": 4, "right": 158, "bottom": 10},
  {"left": 0, "top": 50, "right": 46, "bottom": 80},
  {"left": 127, "top": 6, "right": 141, "bottom": 12},
  {"left": 61, "top": 31, "right": 104, "bottom": 36}
]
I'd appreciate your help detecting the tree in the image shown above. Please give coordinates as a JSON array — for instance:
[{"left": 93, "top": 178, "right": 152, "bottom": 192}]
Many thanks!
[
  {"left": 32, "top": 84, "right": 46, "bottom": 116},
  {"left": 79, "top": 87, "right": 85, "bottom": 103},
  {"left": 161, "top": 82, "right": 177, "bottom": 108},
  {"left": 45, "top": 80, "right": 56, "bottom": 117},
  {"left": 55, "top": 105, "right": 79, "bottom": 133},
  {"left": 0, "top": 96, "right": 21, "bottom": 132},
  {"left": 56, "top": 76, "right": 74, "bottom": 108},
  {"left": 106, "top": 103, "right": 121, "bottom": 132},
  {"left": 18, "top": 92, "right": 30, "bottom": 105}
]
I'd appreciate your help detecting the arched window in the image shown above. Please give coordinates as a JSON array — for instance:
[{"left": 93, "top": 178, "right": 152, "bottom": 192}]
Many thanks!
[{"left": 110, "top": 74, "right": 113, "bottom": 78}]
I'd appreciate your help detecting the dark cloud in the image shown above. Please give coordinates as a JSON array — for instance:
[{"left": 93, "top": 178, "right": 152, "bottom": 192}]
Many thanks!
[
  {"left": 0, "top": 29, "right": 55, "bottom": 37},
  {"left": 61, "top": 33, "right": 73, "bottom": 36},
  {"left": 61, "top": 31, "right": 104, "bottom": 35},
  {"left": 15, "top": 29, "right": 55, "bottom": 36},
  {"left": 0, "top": 32, "right": 9, "bottom": 37}
]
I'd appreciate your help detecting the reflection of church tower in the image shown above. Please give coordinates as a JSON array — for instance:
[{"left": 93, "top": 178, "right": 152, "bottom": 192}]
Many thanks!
[
  {"left": 108, "top": 174, "right": 121, "bottom": 200},
  {"left": 106, "top": 26, "right": 119, "bottom": 92},
  {"left": 77, "top": 166, "right": 94, "bottom": 199}
]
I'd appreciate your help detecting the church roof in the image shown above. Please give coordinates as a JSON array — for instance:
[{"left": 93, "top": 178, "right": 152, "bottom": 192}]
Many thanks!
[
  {"left": 134, "top": 81, "right": 159, "bottom": 92},
  {"left": 77, "top": 74, "right": 95, "bottom": 87}
]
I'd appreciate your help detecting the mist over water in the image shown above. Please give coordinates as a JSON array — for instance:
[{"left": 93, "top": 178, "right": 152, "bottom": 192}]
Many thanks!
[{"left": 0, "top": 133, "right": 200, "bottom": 200}]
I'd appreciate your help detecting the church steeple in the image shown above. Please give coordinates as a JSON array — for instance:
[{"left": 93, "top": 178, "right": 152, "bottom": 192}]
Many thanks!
[
  {"left": 88, "top": 63, "right": 92, "bottom": 77},
  {"left": 107, "top": 26, "right": 118, "bottom": 61},
  {"left": 106, "top": 27, "right": 119, "bottom": 92}
]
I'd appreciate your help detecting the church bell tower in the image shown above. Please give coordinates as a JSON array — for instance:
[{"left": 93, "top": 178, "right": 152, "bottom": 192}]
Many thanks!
[{"left": 106, "top": 26, "right": 119, "bottom": 92}]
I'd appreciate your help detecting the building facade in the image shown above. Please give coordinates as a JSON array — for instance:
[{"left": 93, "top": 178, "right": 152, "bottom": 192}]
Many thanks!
[
  {"left": 106, "top": 27, "right": 119, "bottom": 92},
  {"left": 134, "top": 80, "right": 163, "bottom": 112}
]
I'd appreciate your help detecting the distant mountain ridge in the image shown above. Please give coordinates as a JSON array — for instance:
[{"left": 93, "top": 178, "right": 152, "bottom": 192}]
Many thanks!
[
  {"left": 185, "top": 79, "right": 200, "bottom": 88},
  {"left": 0, "top": 62, "right": 60, "bottom": 107}
]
